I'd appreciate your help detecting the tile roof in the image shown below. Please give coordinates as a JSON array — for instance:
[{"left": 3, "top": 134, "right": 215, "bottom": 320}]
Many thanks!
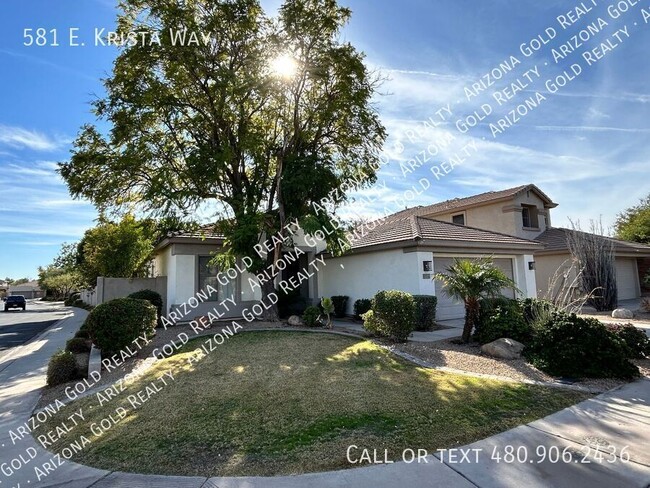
[
  {"left": 536, "top": 227, "right": 650, "bottom": 255},
  {"left": 349, "top": 214, "right": 541, "bottom": 250},
  {"left": 382, "top": 184, "right": 556, "bottom": 224}
]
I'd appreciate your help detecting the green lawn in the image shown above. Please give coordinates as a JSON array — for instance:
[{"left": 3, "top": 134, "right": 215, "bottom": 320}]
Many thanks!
[{"left": 34, "top": 331, "right": 588, "bottom": 476}]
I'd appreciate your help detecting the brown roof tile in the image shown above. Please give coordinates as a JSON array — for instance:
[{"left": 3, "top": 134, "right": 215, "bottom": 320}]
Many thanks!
[{"left": 536, "top": 227, "right": 650, "bottom": 256}]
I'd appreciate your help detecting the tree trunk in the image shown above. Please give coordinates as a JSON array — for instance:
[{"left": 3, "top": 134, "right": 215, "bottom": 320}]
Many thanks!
[
  {"left": 260, "top": 279, "right": 280, "bottom": 321},
  {"left": 462, "top": 298, "right": 479, "bottom": 343}
]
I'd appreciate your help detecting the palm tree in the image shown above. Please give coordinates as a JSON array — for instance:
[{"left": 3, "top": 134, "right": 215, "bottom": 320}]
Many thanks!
[{"left": 433, "top": 258, "right": 518, "bottom": 343}]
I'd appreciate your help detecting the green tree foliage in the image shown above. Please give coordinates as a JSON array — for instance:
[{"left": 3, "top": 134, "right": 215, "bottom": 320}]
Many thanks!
[
  {"left": 615, "top": 194, "right": 650, "bottom": 244},
  {"left": 76, "top": 215, "right": 156, "bottom": 286},
  {"left": 38, "top": 266, "right": 84, "bottom": 300},
  {"left": 433, "top": 258, "right": 517, "bottom": 343},
  {"left": 58, "top": 0, "right": 386, "bottom": 319}
]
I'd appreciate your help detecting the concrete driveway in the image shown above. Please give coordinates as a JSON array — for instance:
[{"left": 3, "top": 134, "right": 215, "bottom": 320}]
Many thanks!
[{"left": 0, "top": 300, "right": 71, "bottom": 362}]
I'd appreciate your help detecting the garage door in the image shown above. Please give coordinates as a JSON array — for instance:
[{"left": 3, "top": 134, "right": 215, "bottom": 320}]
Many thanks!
[
  {"left": 616, "top": 258, "right": 639, "bottom": 300},
  {"left": 434, "top": 257, "right": 515, "bottom": 320}
]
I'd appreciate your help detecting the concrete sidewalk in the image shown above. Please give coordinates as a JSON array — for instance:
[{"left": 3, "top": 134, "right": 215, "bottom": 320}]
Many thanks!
[{"left": 0, "top": 309, "right": 649, "bottom": 487}]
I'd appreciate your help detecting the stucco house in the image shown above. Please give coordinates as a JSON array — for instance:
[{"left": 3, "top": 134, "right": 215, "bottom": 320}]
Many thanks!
[
  {"left": 8, "top": 281, "right": 45, "bottom": 299},
  {"left": 152, "top": 184, "right": 650, "bottom": 322}
]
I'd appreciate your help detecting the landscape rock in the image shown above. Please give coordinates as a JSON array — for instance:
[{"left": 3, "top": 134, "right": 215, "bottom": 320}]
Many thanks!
[
  {"left": 612, "top": 308, "right": 634, "bottom": 319},
  {"left": 481, "top": 338, "right": 524, "bottom": 360},
  {"left": 288, "top": 315, "right": 304, "bottom": 326}
]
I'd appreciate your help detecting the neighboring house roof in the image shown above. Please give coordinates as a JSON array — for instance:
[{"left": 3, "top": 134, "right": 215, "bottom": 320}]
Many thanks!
[
  {"left": 155, "top": 225, "right": 225, "bottom": 250},
  {"left": 8, "top": 280, "right": 42, "bottom": 292},
  {"left": 348, "top": 214, "right": 542, "bottom": 252},
  {"left": 535, "top": 228, "right": 650, "bottom": 257},
  {"left": 382, "top": 184, "right": 557, "bottom": 224}
]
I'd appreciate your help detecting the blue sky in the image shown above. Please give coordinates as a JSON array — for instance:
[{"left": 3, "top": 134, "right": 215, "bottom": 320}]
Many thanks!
[{"left": 0, "top": 0, "right": 648, "bottom": 279}]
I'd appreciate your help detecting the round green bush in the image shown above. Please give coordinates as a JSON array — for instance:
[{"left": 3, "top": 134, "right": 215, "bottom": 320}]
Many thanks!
[
  {"left": 302, "top": 306, "right": 321, "bottom": 327},
  {"left": 363, "top": 290, "right": 415, "bottom": 342},
  {"left": 413, "top": 295, "right": 437, "bottom": 331},
  {"left": 84, "top": 298, "right": 157, "bottom": 355},
  {"left": 474, "top": 300, "right": 532, "bottom": 345},
  {"left": 606, "top": 323, "right": 650, "bottom": 359},
  {"left": 525, "top": 312, "right": 639, "bottom": 379},
  {"left": 128, "top": 289, "right": 163, "bottom": 327},
  {"left": 47, "top": 350, "right": 79, "bottom": 386},
  {"left": 65, "top": 337, "right": 91, "bottom": 353},
  {"left": 330, "top": 296, "right": 349, "bottom": 318},
  {"left": 353, "top": 299, "right": 372, "bottom": 320}
]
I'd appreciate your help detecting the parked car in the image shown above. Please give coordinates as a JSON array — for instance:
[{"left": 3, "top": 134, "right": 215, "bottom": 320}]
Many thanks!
[{"left": 5, "top": 295, "right": 26, "bottom": 311}]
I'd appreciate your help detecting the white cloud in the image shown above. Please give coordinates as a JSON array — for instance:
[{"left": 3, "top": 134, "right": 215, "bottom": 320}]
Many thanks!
[{"left": 0, "top": 125, "right": 64, "bottom": 151}]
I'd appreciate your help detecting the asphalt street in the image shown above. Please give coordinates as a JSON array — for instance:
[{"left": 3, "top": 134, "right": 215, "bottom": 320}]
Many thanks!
[{"left": 0, "top": 300, "right": 69, "bottom": 361}]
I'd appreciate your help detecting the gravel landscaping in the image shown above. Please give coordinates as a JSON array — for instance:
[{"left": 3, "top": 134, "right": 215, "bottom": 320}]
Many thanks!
[{"left": 393, "top": 339, "right": 650, "bottom": 393}]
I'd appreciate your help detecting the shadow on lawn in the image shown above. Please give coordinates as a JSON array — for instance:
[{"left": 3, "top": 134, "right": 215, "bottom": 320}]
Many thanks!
[{"left": 31, "top": 330, "right": 590, "bottom": 477}]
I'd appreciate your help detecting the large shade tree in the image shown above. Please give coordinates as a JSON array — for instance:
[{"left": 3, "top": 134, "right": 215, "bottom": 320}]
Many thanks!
[
  {"left": 615, "top": 194, "right": 650, "bottom": 244},
  {"left": 59, "top": 0, "right": 386, "bottom": 319}
]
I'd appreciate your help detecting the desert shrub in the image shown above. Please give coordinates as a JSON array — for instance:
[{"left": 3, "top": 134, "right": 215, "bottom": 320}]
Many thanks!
[
  {"left": 640, "top": 297, "right": 650, "bottom": 313},
  {"left": 525, "top": 312, "right": 639, "bottom": 379},
  {"left": 606, "top": 323, "right": 650, "bottom": 359},
  {"left": 65, "top": 337, "right": 91, "bottom": 353},
  {"left": 302, "top": 306, "right": 321, "bottom": 327},
  {"left": 331, "top": 296, "right": 349, "bottom": 318},
  {"left": 353, "top": 299, "right": 372, "bottom": 320},
  {"left": 363, "top": 290, "right": 415, "bottom": 342},
  {"left": 521, "top": 298, "right": 556, "bottom": 329},
  {"left": 84, "top": 298, "right": 157, "bottom": 355},
  {"left": 64, "top": 293, "right": 80, "bottom": 306},
  {"left": 476, "top": 297, "right": 518, "bottom": 326},
  {"left": 47, "top": 350, "right": 79, "bottom": 386},
  {"left": 128, "top": 289, "right": 163, "bottom": 327},
  {"left": 412, "top": 295, "right": 437, "bottom": 331}
]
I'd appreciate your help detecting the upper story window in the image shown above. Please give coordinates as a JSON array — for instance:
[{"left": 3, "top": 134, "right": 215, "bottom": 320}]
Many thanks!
[
  {"left": 452, "top": 213, "right": 465, "bottom": 225},
  {"left": 521, "top": 205, "right": 539, "bottom": 229}
]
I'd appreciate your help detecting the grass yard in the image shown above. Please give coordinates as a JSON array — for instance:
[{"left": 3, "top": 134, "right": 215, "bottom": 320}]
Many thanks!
[{"left": 34, "top": 331, "right": 588, "bottom": 476}]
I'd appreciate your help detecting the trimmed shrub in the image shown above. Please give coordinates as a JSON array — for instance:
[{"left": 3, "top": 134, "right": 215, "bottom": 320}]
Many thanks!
[
  {"left": 64, "top": 293, "right": 80, "bottom": 306},
  {"left": 413, "top": 295, "right": 437, "bottom": 331},
  {"left": 363, "top": 290, "right": 415, "bottom": 342},
  {"left": 128, "top": 289, "right": 163, "bottom": 327},
  {"left": 47, "top": 350, "right": 79, "bottom": 386},
  {"left": 65, "top": 337, "right": 91, "bottom": 354},
  {"left": 354, "top": 299, "right": 372, "bottom": 320},
  {"left": 525, "top": 312, "right": 639, "bottom": 379},
  {"left": 84, "top": 298, "right": 157, "bottom": 355},
  {"left": 474, "top": 298, "right": 532, "bottom": 345},
  {"left": 606, "top": 323, "right": 650, "bottom": 359},
  {"left": 74, "top": 329, "right": 90, "bottom": 340},
  {"left": 331, "top": 296, "right": 349, "bottom": 318},
  {"left": 302, "top": 306, "right": 321, "bottom": 327},
  {"left": 361, "top": 310, "right": 380, "bottom": 335}
]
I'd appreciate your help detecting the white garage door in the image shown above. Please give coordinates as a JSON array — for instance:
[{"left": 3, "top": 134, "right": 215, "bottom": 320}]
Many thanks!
[
  {"left": 616, "top": 258, "right": 639, "bottom": 300},
  {"left": 434, "top": 257, "right": 515, "bottom": 320}
]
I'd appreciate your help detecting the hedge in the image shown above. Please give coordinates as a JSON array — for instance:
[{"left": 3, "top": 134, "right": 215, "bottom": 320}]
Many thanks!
[
  {"left": 331, "top": 296, "right": 349, "bottom": 318},
  {"left": 413, "top": 295, "right": 437, "bottom": 331},
  {"left": 363, "top": 290, "right": 415, "bottom": 342},
  {"left": 84, "top": 298, "right": 157, "bottom": 355},
  {"left": 353, "top": 299, "right": 372, "bottom": 320},
  {"left": 474, "top": 298, "right": 532, "bottom": 345}
]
